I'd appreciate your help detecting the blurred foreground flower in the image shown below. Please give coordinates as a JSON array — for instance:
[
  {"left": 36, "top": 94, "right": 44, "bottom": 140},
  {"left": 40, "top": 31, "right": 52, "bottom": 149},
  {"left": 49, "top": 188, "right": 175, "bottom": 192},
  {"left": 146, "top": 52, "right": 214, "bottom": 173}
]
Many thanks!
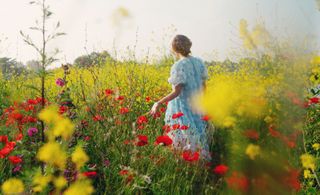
[{"left": 1, "top": 178, "right": 24, "bottom": 195}]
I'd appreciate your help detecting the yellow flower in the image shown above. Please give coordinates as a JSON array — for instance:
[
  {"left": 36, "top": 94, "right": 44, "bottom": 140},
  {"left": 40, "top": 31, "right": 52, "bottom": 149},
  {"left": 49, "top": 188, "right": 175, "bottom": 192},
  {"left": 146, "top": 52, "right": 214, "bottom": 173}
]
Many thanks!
[
  {"left": 300, "top": 154, "right": 316, "bottom": 170},
  {"left": 312, "top": 143, "right": 320, "bottom": 151},
  {"left": 304, "top": 169, "right": 312, "bottom": 179},
  {"left": 32, "top": 173, "right": 52, "bottom": 192},
  {"left": 1, "top": 178, "right": 24, "bottom": 195},
  {"left": 52, "top": 118, "right": 75, "bottom": 140},
  {"left": 245, "top": 144, "right": 261, "bottom": 160},
  {"left": 311, "top": 56, "right": 320, "bottom": 65},
  {"left": 64, "top": 179, "right": 94, "bottom": 195},
  {"left": 264, "top": 116, "right": 273, "bottom": 124},
  {"left": 53, "top": 176, "right": 67, "bottom": 190},
  {"left": 72, "top": 146, "right": 89, "bottom": 170},
  {"left": 37, "top": 142, "right": 67, "bottom": 169},
  {"left": 38, "top": 106, "right": 61, "bottom": 124}
]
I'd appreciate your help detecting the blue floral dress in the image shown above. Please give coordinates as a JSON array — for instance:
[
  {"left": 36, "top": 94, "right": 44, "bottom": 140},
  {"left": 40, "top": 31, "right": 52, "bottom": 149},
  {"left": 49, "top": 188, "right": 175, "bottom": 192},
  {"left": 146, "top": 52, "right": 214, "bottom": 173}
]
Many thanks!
[{"left": 165, "top": 56, "right": 211, "bottom": 159}]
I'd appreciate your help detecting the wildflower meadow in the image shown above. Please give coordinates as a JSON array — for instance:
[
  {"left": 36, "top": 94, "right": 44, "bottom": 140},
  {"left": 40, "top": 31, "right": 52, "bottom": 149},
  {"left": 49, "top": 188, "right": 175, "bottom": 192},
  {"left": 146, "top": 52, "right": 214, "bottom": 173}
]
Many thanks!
[{"left": 0, "top": 0, "right": 319, "bottom": 195}]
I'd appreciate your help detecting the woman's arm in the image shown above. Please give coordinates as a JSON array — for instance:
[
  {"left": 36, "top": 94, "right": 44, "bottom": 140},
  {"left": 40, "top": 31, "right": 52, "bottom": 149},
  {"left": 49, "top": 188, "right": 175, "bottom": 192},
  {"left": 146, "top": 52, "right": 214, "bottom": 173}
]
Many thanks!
[
  {"left": 149, "top": 84, "right": 183, "bottom": 115},
  {"left": 158, "top": 84, "right": 183, "bottom": 104}
]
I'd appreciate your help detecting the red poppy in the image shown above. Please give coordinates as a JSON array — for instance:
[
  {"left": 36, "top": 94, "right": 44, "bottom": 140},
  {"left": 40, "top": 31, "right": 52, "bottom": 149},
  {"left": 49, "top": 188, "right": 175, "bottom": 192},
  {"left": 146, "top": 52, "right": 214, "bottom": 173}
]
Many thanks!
[
  {"left": 27, "top": 99, "right": 38, "bottom": 105},
  {"left": 83, "top": 171, "right": 97, "bottom": 178},
  {"left": 243, "top": 129, "right": 259, "bottom": 140},
  {"left": 226, "top": 171, "right": 249, "bottom": 192},
  {"left": 172, "top": 124, "right": 180, "bottom": 130},
  {"left": 180, "top": 125, "right": 189, "bottom": 130},
  {"left": 93, "top": 115, "right": 103, "bottom": 122},
  {"left": 172, "top": 112, "right": 184, "bottom": 119},
  {"left": 152, "top": 112, "right": 161, "bottom": 119},
  {"left": 136, "top": 135, "right": 148, "bottom": 146},
  {"left": 123, "top": 140, "right": 131, "bottom": 145},
  {"left": 105, "top": 89, "right": 114, "bottom": 96},
  {"left": 309, "top": 97, "right": 319, "bottom": 104},
  {"left": 145, "top": 96, "right": 151, "bottom": 102},
  {"left": 213, "top": 164, "right": 229, "bottom": 175},
  {"left": 84, "top": 136, "right": 91, "bottom": 141},
  {"left": 119, "top": 170, "right": 129, "bottom": 176},
  {"left": 268, "top": 125, "right": 281, "bottom": 138},
  {"left": 155, "top": 135, "right": 173, "bottom": 146},
  {"left": 59, "top": 106, "right": 68, "bottom": 114},
  {"left": 137, "top": 115, "right": 148, "bottom": 125},
  {"left": 162, "top": 125, "right": 171, "bottom": 133},
  {"left": 182, "top": 151, "right": 199, "bottom": 162},
  {"left": 201, "top": 115, "right": 211, "bottom": 121},
  {"left": 283, "top": 169, "right": 301, "bottom": 191},
  {"left": 8, "top": 156, "right": 22, "bottom": 164},
  {"left": 160, "top": 107, "right": 166, "bottom": 113},
  {"left": 26, "top": 116, "right": 37, "bottom": 123},
  {"left": 119, "top": 107, "right": 129, "bottom": 114},
  {"left": 15, "top": 133, "right": 23, "bottom": 141},
  {"left": 115, "top": 96, "right": 125, "bottom": 101}
]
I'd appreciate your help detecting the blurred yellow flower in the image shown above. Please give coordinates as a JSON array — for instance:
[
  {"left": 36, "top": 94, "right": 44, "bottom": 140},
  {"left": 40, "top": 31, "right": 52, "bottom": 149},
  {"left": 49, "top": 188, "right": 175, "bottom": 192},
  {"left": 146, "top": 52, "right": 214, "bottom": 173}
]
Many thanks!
[
  {"left": 32, "top": 173, "right": 52, "bottom": 192},
  {"left": 1, "top": 178, "right": 24, "bottom": 195},
  {"left": 300, "top": 154, "right": 316, "bottom": 170},
  {"left": 312, "top": 143, "right": 320, "bottom": 151},
  {"left": 52, "top": 118, "right": 75, "bottom": 140},
  {"left": 38, "top": 105, "right": 61, "bottom": 124},
  {"left": 37, "top": 142, "right": 67, "bottom": 169},
  {"left": 72, "top": 146, "right": 89, "bottom": 170},
  {"left": 53, "top": 176, "right": 67, "bottom": 190},
  {"left": 245, "top": 144, "right": 261, "bottom": 160},
  {"left": 64, "top": 179, "right": 94, "bottom": 195},
  {"left": 304, "top": 169, "right": 312, "bottom": 179}
]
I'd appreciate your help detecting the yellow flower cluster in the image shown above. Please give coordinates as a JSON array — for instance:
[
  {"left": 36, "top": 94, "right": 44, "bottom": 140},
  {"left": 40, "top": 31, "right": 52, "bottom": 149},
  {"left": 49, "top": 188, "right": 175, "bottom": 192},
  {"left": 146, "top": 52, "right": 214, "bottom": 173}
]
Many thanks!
[
  {"left": 245, "top": 144, "right": 261, "bottom": 160},
  {"left": 38, "top": 106, "right": 75, "bottom": 141},
  {"left": 1, "top": 178, "right": 24, "bottom": 195},
  {"left": 72, "top": 145, "right": 89, "bottom": 170},
  {"left": 300, "top": 153, "right": 316, "bottom": 170},
  {"left": 197, "top": 73, "right": 268, "bottom": 127}
]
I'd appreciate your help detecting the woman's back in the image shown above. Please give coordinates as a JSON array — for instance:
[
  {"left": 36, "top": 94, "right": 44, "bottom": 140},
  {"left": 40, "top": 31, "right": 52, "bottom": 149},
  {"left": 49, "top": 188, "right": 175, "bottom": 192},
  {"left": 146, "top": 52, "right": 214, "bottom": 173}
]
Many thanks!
[{"left": 168, "top": 56, "right": 208, "bottom": 100}]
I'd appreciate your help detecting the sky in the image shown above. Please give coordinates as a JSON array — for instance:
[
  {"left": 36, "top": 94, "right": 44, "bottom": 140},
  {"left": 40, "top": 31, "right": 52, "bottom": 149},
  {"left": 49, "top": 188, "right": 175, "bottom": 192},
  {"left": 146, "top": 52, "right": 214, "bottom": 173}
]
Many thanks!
[{"left": 0, "top": 0, "right": 319, "bottom": 65}]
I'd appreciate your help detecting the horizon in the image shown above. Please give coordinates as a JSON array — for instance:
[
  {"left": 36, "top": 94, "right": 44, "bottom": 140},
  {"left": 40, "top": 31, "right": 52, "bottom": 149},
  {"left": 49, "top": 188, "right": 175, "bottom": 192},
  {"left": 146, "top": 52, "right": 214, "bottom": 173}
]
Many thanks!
[{"left": 0, "top": 0, "right": 319, "bottom": 66}]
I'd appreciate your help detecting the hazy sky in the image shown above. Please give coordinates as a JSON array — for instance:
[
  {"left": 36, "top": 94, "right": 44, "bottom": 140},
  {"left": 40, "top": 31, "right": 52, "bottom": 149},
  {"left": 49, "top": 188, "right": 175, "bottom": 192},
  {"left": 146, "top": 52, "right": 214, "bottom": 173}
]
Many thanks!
[{"left": 0, "top": 0, "right": 319, "bottom": 65}]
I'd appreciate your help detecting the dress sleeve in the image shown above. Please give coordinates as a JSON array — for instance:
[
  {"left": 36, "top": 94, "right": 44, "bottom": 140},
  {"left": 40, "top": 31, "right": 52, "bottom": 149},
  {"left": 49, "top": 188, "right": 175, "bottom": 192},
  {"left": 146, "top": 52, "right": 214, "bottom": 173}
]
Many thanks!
[{"left": 168, "top": 62, "right": 187, "bottom": 86}]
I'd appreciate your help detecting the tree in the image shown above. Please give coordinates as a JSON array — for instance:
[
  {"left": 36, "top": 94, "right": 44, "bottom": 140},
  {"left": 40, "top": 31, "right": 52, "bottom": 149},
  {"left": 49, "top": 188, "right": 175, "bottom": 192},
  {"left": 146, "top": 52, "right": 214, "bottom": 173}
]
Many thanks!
[
  {"left": 73, "top": 50, "right": 114, "bottom": 68},
  {"left": 20, "top": 0, "right": 65, "bottom": 144}
]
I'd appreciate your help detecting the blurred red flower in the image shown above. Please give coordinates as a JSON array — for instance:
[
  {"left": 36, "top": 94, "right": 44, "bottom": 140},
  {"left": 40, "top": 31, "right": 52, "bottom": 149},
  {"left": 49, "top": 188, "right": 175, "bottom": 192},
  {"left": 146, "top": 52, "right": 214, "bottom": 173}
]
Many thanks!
[
  {"left": 243, "top": 129, "right": 259, "bottom": 140},
  {"left": 172, "top": 124, "right": 180, "bottom": 130},
  {"left": 119, "top": 170, "right": 129, "bottom": 176},
  {"left": 93, "top": 115, "right": 103, "bottom": 122},
  {"left": 180, "top": 125, "right": 189, "bottom": 130},
  {"left": 137, "top": 115, "right": 148, "bottom": 125},
  {"left": 213, "top": 164, "right": 229, "bottom": 175},
  {"left": 172, "top": 112, "right": 184, "bottom": 119},
  {"left": 226, "top": 171, "right": 249, "bottom": 192},
  {"left": 283, "top": 169, "right": 301, "bottom": 191},
  {"left": 155, "top": 135, "right": 173, "bottom": 146},
  {"left": 136, "top": 135, "right": 148, "bottom": 146},
  {"left": 8, "top": 156, "right": 22, "bottom": 164},
  {"left": 145, "top": 96, "right": 151, "bottom": 102},
  {"left": 105, "top": 89, "right": 114, "bottom": 96},
  {"left": 83, "top": 171, "right": 97, "bottom": 178},
  {"left": 182, "top": 151, "right": 199, "bottom": 162},
  {"left": 309, "top": 97, "right": 319, "bottom": 104},
  {"left": 201, "top": 115, "right": 210, "bottom": 121},
  {"left": 119, "top": 107, "right": 129, "bottom": 114},
  {"left": 268, "top": 125, "right": 281, "bottom": 138}
]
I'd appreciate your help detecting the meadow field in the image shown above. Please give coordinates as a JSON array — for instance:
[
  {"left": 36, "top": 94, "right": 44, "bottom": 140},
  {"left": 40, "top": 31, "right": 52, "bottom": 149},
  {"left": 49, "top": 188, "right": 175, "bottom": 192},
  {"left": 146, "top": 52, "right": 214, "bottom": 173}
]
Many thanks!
[{"left": 0, "top": 1, "right": 320, "bottom": 195}]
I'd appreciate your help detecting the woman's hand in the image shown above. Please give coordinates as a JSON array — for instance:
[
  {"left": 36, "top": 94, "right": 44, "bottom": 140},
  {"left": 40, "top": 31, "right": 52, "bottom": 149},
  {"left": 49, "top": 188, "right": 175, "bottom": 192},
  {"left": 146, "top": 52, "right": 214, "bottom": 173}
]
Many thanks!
[{"left": 149, "top": 102, "right": 160, "bottom": 116}]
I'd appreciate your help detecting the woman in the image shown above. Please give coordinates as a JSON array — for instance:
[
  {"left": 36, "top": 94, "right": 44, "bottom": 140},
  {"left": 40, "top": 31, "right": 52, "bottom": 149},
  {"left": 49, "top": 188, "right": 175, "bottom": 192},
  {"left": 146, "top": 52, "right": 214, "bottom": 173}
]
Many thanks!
[{"left": 150, "top": 34, "right": 211, "bottom": 160}]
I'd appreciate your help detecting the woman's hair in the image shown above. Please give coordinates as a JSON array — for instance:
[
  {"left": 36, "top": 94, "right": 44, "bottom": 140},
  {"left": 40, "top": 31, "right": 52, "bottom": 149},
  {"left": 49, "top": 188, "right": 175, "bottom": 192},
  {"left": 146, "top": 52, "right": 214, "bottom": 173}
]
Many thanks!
[{"left": 172, "top": 34, "right": 192, "bottom": 57}]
